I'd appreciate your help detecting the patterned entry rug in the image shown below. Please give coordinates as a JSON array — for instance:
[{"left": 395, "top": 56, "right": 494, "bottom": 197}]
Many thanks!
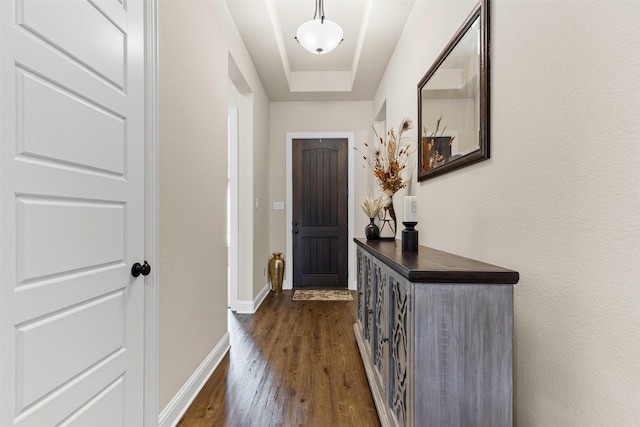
[{"left": 292, "top": 290, "right": 353, "bottom": 301}]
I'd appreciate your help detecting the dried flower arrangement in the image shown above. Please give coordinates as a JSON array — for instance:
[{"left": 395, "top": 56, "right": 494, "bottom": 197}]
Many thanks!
[
  {"left": 360, "top": 117, "right": 414, "bottom": 196},
  {"left": 360, "top": 192, "right": 387, "bottom": 219},
  {"left": 421, "top": 116, "right": 455, "bottom": 171}
]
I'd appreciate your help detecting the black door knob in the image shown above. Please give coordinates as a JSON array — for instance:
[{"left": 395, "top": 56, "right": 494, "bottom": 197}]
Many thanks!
[
  {"left": 132, "top": 261, "right": 151, "bottom": 277},
  {"left": 293, "top": 229, "right": 299, "bottom": 234}
]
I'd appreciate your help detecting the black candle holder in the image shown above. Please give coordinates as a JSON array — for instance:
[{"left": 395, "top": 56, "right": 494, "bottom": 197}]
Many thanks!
[{"left": 402, "top": 222, "right": 418, "bottom": 252}]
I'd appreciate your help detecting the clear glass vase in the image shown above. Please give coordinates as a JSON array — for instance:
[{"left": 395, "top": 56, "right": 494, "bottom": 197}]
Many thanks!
[{"left": 377, "top": 197, "right": 397, "bottom": 239}]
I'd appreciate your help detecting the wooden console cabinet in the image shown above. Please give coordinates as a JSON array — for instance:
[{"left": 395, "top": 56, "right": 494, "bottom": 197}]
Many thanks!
[{"left": 354, "top": 238, "right": 519, "bottom": 427}]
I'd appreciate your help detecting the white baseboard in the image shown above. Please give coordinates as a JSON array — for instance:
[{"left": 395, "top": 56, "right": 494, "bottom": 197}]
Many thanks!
[
  {"left": 236, "top": 282, "right": 270, "bottom": 314},
  {"left": 159, "top": 333, "right": 230, "bottom": 427},
  {"left": 282, "top": 280, "right": 356, "bottom": 291},
  {"left": 235, "top": 300, "right": 254, "bottom": 314},
  {"left": 254, "top": 282, "right": 270, "bottom": 310},
  {"left": 282, "top": 280, "right": 358, "bottom": 291}
]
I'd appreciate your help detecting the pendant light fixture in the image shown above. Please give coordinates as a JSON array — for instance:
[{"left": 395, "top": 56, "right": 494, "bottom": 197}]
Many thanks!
[{"left": 295, "top": 0, "right": 343, "bottom": 55}]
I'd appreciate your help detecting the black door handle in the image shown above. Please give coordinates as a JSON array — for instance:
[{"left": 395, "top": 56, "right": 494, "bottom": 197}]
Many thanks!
[
  {"left": 132, "top": 261, "right": 151, "bottom": 277},
  {"left": 293, "top": 229, "right": 299, "bottom": 234}
]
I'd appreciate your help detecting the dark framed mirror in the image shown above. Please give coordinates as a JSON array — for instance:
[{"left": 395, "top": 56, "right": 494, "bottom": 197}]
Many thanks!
[{"left": 418, "top": 0, "right": 489, "bottom": 181}]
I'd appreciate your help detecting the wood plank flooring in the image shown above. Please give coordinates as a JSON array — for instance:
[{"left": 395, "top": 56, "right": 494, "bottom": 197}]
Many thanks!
[{"left": 177, "top": 290, "right": 380, "bottom": 427}]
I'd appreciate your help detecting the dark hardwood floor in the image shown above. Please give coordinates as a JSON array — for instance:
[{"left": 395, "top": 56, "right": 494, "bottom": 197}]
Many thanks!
[{"left": 177, "top": 290, "right": 380, "bottom": 427}]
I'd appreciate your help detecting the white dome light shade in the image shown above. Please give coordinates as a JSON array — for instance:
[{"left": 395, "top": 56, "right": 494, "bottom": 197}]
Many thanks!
[{"left": 296, "top": 19, "right": 343, "bottom": 55}]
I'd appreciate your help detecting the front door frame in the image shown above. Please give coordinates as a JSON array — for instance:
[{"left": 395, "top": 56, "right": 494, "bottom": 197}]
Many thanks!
[{"left": 285, "top": 132, "right": 355, "bottom": 290}]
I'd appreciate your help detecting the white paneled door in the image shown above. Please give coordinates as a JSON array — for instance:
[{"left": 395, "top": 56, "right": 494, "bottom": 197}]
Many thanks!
[{"left": 1, "top": 0, "right": 146, "bottom": 425}]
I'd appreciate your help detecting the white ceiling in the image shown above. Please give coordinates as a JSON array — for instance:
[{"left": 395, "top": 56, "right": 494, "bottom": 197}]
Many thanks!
[{"left": 226, "top": 0, "right": 416, "bottom": 101}]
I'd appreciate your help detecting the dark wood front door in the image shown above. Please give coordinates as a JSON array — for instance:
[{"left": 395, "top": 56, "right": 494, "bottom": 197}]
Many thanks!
[{"left": 292, "top": 138, "right": 348, "bottom": 288}]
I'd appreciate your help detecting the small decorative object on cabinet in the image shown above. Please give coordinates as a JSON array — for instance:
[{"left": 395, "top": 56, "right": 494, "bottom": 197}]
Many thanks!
[
  {"left": 354, "top": 238, "right": 519, "bottom": 427},
  {"left": 401, "top": 221, "right": 418, "bottom": 252},
  {"left": 268, "top": 252, "right": 285, "bottom": 293},
  {"left": 401, "top": 197, "right": 418, "bottom": 251},
  {"left": 365, "top": 218, "right": 380, "bottom": 240},
  {"left": 361, "top": 193, "right": 385, "bottom": 240},
  {"left": 377, "top": 198, "right": 397, "bottom": 239}
]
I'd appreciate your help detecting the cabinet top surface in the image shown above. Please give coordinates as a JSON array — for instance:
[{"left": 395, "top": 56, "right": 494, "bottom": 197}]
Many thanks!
[{"left": 354, "top": 238, "right": 519, "bottom": 284}]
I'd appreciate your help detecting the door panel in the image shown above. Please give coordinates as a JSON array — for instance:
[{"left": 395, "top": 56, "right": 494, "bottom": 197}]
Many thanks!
[
  {"left": 16, "top": 292, "right": 125, "bottom": 411},
  {"left": 19, "top": 70, "right": 125, "bottom": 174},
  {"left": 19, "top": 0, "right": 126, "bottom": 88},
  {"left": 17, "top": 198, "right": 124, "bottom": 282},
  {"left": 1, "top": 0, "right": 145, "bottom": 425},
  {"left": 58, "top": 378, "right": 125, "bottom": 427},
  {"left": 292, "top": 138, "right": 348, "bottom": 288}
]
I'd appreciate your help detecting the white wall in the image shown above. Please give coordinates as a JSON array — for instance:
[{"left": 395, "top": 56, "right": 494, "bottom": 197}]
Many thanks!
[
  {"left": 269, "top": 101, "right": 373, "bottom": 287},
  {"left": 375, "top": 0, "right": 640, "bottom": 425},
  {"left": 251, "top": 85, "right": 271, "bottom": 300},
  {"left": 158, "top": 0, "right": 270, "bottom": 412}
]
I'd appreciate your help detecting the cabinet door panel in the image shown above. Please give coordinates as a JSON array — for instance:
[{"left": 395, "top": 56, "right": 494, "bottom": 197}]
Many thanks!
[
  {"left": 356, "top": 248, "right": 365, "bottom": 326},
  {"left": 364, "top": 255, "right": 373, "bottom": 345},
  {"left": 389, "top": 272, "right": 412, "bottom": 427},
  {"left": 373, "top": 259, "right": 388, "bottom": 392}
]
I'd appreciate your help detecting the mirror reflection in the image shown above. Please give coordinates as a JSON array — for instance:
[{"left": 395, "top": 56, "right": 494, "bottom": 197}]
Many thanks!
[{"left": 418, "top": 2, "right": 488, "bottom": 181}]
